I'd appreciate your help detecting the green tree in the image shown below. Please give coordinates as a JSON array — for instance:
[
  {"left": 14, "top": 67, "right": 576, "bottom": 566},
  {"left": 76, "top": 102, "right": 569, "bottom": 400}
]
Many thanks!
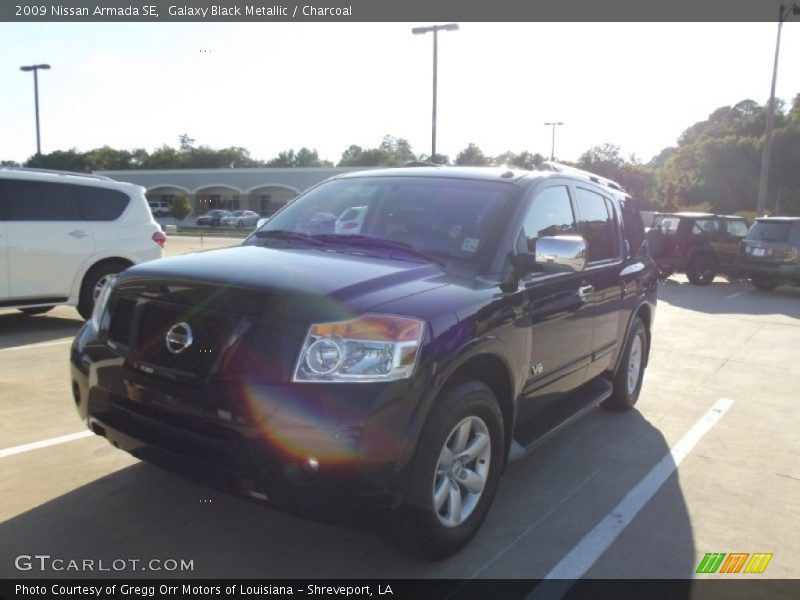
[
  {"left": 494, "top": 150, "right": 544, "bottom": 170},
  {"left": 25, "top": 149, "right": 90, "bottom": 172},
  {"left": 455, "top": 143, "right": 490, "bottom": 166},
  {"left": 170, "top": 194, "right": 191, "bottom": 221},
  {"left": 1, "top": 160, "right": 21, "bottom": 167}
]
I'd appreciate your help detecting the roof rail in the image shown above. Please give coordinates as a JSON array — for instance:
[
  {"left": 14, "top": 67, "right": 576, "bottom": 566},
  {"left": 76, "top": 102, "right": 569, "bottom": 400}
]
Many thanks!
[
  {"left": 536, "top": 161, "right": 625, "bottom": 192},
  {"left": 0, "top": 166, "right": 113, "bottom": 181}
]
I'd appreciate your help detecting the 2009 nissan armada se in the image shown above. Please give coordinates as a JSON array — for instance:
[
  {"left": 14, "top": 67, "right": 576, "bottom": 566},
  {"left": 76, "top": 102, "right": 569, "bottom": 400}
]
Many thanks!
[{"left": 70, "top": 163, "right": 657, "bottom": 559}]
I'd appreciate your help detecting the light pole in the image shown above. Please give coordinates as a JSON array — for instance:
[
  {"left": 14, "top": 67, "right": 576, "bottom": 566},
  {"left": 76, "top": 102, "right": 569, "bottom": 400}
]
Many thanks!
[
  {"left": 20, "top": 63, "right": 51, "bottom": 157},
  {"left": 756, "top": 3, "right": 799, "bottom": 217},
  {"left": 544, "top": 122, "right": 564, "bottom": 161},
  {"left": 412, "top": 23, "right": 459, "bottom": 163}
]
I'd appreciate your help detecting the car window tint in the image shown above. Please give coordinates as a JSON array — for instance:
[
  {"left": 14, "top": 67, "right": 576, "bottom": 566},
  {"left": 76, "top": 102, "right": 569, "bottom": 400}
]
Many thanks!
[
  {"left": 4, "top": 179, "right": 80, "bottom": 221},
  {"left": 747, "top": 221, "right": 793, "bottom": 243},
  {"left": 725, "top": 220, "right": 748, "bottom": 238},
  {"left": 575, "top": 187, "right": 618, "bottom": 262},
  {"left": 75, "top": 185, "right": 129, "bottom": 221},
  {"left": 693, "top": 219, "right": 720, "bottom": 237},
  {"left": 520, "top": 185, "right": 576, "bottom": 252},
  {"left": 654, "top": 215, "right": 680, "bottom": 234}
]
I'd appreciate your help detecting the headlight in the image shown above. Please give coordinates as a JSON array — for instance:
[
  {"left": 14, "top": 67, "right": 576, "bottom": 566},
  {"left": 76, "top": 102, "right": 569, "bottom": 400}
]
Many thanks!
[
  {"left": 293, "top": 314, "right": 425, "bottom": 383},
  {"left": 90, "top": 276, "right": 115, "bottom": 331}
]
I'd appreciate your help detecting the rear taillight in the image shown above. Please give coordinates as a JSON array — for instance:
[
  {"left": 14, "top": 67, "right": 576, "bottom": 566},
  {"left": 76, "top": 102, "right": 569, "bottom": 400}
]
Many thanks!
[
  {"left": 783, "top": 246, "right": 799, "bottom": 262},
  {"left": 152, "top": 231, "right": 167, "bottom": 248}
]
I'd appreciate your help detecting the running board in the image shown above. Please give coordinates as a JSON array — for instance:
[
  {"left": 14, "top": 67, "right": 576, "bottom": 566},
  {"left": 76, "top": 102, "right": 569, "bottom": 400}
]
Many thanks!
[{"left": 509, "top": 377, "right": 613, "bottom": 461}]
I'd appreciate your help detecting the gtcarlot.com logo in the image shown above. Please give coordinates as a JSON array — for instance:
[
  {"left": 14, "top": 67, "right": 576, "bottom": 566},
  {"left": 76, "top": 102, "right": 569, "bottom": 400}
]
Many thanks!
[
  {"left": 14, "top": 554, "right": 194, "bottom": 572},
  {"left": 696, "top": 552, "right": 773, "bottom": 574}
]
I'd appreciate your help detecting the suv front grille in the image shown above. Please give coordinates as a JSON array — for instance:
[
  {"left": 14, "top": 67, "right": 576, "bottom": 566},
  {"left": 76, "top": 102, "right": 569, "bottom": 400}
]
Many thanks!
[{"left": 106, "top": 296, "right": 246, "bottom": 381}]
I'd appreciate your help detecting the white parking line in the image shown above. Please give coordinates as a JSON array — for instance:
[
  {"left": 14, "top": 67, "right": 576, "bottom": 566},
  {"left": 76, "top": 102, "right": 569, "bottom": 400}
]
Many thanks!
[
  {"left": 540, "top": 397, "right": 734, "bottom": 581},
  {"left": 0, "top": 431, "right": 93, "bottom": 459},
  {"left": 726, "top": 290, "right": 752, "bottom": 300},
  {"left": 0, "top": 338, "right": 73, "bottom": 353}
]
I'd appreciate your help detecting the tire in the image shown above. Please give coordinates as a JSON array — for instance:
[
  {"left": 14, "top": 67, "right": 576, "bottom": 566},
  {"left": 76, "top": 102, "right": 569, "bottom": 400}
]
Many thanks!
[
  {"left": 77, "top": 262, "right": 126, "bottom": 320},
  {"left": 686, "top": 254, "right": 717, "bottom": 285},
  {"left": 18, "top": 306, "right": 54, "bottom": 316},
  {"left": 751, "top": 275, "right": 778, "bottom": 291},
  {"left": 603, "top": 317, "right": 647, "bottom": 411},
  {"left": 386, "top": 380, "right": 504, "bottom": 560}
]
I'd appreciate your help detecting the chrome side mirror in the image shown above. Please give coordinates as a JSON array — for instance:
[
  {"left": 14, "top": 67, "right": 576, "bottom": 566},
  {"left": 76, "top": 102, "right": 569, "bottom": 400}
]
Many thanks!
[{"left": 534, "top": 235, "right": 588, "bottom": 273}]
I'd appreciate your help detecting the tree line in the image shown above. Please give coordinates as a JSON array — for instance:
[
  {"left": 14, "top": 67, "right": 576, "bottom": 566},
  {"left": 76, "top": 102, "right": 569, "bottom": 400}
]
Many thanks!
[{"left": 3, "top": 94, "right": 799, "bottom": 216}]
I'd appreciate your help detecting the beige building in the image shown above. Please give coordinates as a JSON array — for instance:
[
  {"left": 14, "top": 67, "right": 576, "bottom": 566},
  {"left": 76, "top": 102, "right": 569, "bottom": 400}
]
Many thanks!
[{"left": 96, "top": 167, "right": 363, "bottom": 217}]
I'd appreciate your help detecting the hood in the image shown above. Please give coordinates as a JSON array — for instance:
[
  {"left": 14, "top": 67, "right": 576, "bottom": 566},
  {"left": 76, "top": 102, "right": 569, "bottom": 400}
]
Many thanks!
[{"left": 114, "top": 245, "right": 450, "bottom": 322}]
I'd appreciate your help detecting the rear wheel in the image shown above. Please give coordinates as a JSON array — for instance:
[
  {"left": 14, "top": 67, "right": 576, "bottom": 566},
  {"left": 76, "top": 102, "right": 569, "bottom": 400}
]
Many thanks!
[
  {"left": 686, "top": 254, "right": 717, "bottom": 285},
  {"left": 603, "top": 317, "right": 647, "bottom": 411},
  {"left": 387, "top": 380, "right": 504, "bottom": 560},
  {"left": 77, "top": 262, "right": 126, "bottom": 320},
  {"left": 18, "top": 306, "right": 54, "bottom": 316},
  {"left": 751, "top": 275, "right": 778, "bottom": 291}
]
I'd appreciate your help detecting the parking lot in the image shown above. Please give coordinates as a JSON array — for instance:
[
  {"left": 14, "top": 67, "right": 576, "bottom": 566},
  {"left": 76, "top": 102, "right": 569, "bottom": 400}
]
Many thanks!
[{"left": 1, "top": 235, "right": 798, "bottom": 585}]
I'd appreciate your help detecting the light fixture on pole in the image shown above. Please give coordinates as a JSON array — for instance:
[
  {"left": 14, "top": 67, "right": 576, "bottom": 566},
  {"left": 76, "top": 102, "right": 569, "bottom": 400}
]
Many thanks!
[
  {"left": 20, "top": 63, "right": 51, "bottom": 157},
  {"left": 544, "top": 122, "right": 564, "bottom": 161},
  {"left": 412, "top": 23, "right": 459, "bottom": 163},
  {"left": 756, "top": 3, "right": 799, "bottom": 217}
]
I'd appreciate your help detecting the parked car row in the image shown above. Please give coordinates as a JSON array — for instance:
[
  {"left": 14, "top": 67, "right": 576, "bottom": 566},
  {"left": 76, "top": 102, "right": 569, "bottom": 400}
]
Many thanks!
[
  {"left": 196, "top": 209, "right": 262, "bottom": 228},
  {"left": 647, "top": 212, "right": 800, "bottom": 290}
]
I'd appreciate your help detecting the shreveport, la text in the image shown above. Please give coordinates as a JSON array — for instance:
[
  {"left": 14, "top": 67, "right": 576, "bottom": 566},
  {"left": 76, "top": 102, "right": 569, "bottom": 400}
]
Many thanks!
[{"left": 15, "top": 584, "right": 393, "bottom": 596}]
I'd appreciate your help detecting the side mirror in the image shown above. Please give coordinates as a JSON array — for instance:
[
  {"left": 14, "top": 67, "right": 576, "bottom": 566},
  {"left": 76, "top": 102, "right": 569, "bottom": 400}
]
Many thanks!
[{"left": 512, "top": 235, "right": 588, "bottom": 275}]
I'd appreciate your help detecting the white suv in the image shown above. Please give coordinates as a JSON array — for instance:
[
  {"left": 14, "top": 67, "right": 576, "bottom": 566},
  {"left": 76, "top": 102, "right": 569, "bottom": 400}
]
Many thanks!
[{"left": 0, "top": 168, "right": 165, "bottom": 319}]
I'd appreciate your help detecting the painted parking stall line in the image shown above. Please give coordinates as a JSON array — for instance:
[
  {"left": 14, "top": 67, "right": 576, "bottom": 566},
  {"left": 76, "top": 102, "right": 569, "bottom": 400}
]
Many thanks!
[
  {"left": 539, "top": 397, "right": 735, "bottom": 583},
  {"left": 0, "top": 431, "right": 93, "bottom": 459}
]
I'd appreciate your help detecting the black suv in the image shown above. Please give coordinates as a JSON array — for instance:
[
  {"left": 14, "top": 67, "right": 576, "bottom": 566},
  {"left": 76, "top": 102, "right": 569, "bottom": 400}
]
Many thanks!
[
  {"left": 648, "top": 212, "right": 748, "bottom": 284},
  {"left": 70, "top": 164, "right": 657, "bottom": 559},
  {"left": 739, "top": 216, "right": 800, "bottom": 290}
]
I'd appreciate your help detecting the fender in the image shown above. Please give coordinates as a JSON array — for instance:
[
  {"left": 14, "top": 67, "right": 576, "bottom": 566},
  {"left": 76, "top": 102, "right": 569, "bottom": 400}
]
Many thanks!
[
  {"left": 68, "top": 251, "right": 141, "bottom": 298},
  {"left": 391, "top": 334, "right": 521, "bottom": 476}
]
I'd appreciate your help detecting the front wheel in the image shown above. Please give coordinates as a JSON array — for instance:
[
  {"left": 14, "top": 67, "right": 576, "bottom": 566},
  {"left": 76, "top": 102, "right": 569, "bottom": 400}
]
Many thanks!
[
  {"left": 603, "top": 317, "right": 648, "bottom": 411},
  {"left": 686, "top": 254, "right": 717, "bottom": 285},
  {"left": 77, "top": 262, "right": 126, "bottom": 320},
  {"left": 387, "top": 380, "right": 504, "bottom": 560}
]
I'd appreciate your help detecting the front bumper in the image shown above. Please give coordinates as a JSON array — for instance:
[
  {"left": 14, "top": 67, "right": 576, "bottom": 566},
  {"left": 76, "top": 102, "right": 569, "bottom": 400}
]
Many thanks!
[{"left": 70, "top": 323, "right": 425, "bottom": 521}]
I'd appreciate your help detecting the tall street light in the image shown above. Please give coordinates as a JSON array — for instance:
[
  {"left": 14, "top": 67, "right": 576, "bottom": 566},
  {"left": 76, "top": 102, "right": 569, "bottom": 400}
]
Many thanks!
[
  {"left": 20, "top": 63, "right": 51, "bottom": 157},
  {"left": 412, "top": 23, "right": 459, "bottom": 163},
  {"left": 544, "top": 121, "right": 564, "bottom": 161},
  {"left": 757, "top": 3, "right": 799, "bottom": 217}
]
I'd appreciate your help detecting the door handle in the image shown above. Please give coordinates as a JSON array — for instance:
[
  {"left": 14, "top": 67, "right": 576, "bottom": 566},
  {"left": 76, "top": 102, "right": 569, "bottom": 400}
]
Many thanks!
[
  {"left": 69, "top": 230, "right": 89, "bottom": 238},
  {"left": 578, "top": 284, "right": 594, "bottom": 301}
]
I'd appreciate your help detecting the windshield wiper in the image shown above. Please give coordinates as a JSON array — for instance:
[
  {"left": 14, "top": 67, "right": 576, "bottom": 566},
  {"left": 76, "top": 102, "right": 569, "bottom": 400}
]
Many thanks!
[
  {"left": 310, "top": 234, "right": 447, "bottom": 267},
  {"left": 253, "top": 230, "right": 325, "bottom": 246}
]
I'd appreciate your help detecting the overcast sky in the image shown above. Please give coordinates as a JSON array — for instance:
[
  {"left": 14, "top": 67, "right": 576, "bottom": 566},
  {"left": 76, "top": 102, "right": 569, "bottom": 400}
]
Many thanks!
[{"left": 2, "top": 22, "right": 800, "bottom": 165}]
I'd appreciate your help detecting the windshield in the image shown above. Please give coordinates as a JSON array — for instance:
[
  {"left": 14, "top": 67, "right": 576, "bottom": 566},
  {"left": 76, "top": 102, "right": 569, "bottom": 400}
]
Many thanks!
[
  {"left": 246, "top": 176, "right": 514, "bottom": 264},
  {"left": 746, "top": 221, "right": 796, "bottom": 243}
]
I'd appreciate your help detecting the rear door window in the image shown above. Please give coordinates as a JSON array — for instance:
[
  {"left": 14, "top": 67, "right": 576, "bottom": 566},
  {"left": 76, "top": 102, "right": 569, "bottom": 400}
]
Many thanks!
[
  {"left": 575, "top": 187, "right": 619, "bottom": 262},
  {"left": 75, "top": 185, "right": 130, "bottom": 221}
]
